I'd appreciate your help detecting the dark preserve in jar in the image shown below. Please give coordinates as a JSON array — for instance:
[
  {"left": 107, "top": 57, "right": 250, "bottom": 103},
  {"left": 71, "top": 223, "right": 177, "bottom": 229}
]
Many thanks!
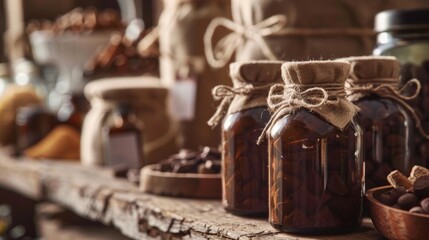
[
  {"left": 266, "top": 61, "right": 363, "bottom": 234},
  {"left": 374, "top": 8, "right": 429, "bottom": 168},
  {"left": 208, "top": 61, "right": 283, "bottom": 216},
  {"left": 342, "top": 56, "right": 416, "bottom": 189}
]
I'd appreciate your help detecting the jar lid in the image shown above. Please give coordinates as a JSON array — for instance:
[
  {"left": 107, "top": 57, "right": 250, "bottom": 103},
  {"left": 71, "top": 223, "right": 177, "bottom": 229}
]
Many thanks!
[{"left": 375, "top": 8, "right": 429, "bottom": 32}]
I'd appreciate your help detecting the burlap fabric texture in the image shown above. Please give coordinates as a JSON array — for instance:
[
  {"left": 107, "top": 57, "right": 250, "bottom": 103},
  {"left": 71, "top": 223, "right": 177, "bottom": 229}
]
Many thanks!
[
  {"left": 341, "top": 56, "right": 429, "bottom": 139},
  {"left": 208, "top": 61, "right": 284, "bottom": 127},
  {"left": 159, "top": 0, "right": 231, "bottom": 149},
  {"left": 258, "top": 61, "right": 359, "bottom": 143},
  {"left": 205, "top": 0, "right": 429, "bottom": 68},
  {"left": 80, "top": 77, "right": 180, "bottom": 166}
]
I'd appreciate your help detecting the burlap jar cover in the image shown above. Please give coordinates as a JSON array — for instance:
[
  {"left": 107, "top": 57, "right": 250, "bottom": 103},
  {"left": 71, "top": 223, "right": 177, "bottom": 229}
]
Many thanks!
[
  {"left": 342, "top": 56, "right": 429, "bottom": 139},
  {"left": 81, "top": 77, "right": 180, "bottom": 166},
  {"left": 204, "top": 0, "right": 429, "bottom": 68},
  {"left": 258, "top": 61, "right": 358, "bottom": 143},
  {"left": 158, "top": 0, "right": 231, "bottom": 149},
  {"left": 208, "top": 61, "right": 284, "bottom": 127}
]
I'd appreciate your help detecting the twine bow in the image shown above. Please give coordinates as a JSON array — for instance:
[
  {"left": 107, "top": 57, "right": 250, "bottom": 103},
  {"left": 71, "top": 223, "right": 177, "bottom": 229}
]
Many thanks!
[
  {"left": 204, "top": 15, "right": 287, "bottom": 68},
  {"left": 257, "top": 83, "right": 346, "bottom": 144},
  {"left": 207, "top": 84, "right": 271, "bottom": 128},
  {"left": 347, "top": 78, "right": 429, "bottom": 139}
]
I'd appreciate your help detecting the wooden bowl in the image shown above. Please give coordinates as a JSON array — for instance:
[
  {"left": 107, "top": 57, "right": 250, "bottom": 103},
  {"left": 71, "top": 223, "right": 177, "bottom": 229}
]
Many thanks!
[
  {"left": 366, "top": 186, "right": 429, "bottom": 240},
  {"left": 139, "top": 164, "right": 221, "bottom": 199}
]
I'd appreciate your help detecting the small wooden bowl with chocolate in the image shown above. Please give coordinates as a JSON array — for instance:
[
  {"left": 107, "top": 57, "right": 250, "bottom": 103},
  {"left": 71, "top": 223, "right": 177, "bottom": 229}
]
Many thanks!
[
  {"left": 140, "top": 147, "right": 222, "bottom": 199},
  {"left": 366, "top": 166, "right": 429, "bottom": 240}
]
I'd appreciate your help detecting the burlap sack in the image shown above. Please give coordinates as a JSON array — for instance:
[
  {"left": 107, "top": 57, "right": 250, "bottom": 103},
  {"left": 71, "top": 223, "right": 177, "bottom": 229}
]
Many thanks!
[
  {"left": 208, "top": 61, "right": 283, "bottom": 127},
  {"left": 282, "top": 61, "right": 358, "bottom": 129},
  {"left": 205, "top": 0, "right": 429, "bottom": 67},
  {"left": 159, "top": 0, "right": 231, "bottom": 149},
  {"left": 80, "top": 77, "right": 180, "bottom": 166}
]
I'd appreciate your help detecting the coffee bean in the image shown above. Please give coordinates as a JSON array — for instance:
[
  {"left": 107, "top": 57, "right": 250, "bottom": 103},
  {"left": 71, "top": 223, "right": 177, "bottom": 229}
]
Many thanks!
[
  {"left": 413, "top": 175, "right": 429, "bottom": 198},
  {"left": 397, "top": 193, "right": 419, "bottom": 210}
]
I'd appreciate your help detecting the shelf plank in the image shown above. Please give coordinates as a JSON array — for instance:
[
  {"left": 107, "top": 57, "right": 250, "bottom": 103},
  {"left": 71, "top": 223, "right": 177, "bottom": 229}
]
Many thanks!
[{"left": 0, "top": 151, "right": 382, "bottom": 239}]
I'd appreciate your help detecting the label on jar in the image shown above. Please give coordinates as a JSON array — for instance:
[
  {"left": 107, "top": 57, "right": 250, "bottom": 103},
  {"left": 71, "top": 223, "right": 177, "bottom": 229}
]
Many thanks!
[
  {"left": 169, "top": 77, "right": 197, "bottom": 121},
  {"left": 107, "top": 133, "right": 141, "bottom": 169}
]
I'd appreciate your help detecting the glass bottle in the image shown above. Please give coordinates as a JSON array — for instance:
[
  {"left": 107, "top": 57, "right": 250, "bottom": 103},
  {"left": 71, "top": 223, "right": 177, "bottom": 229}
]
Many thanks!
[
  {"left": 374, "top": 8, "right": 429, "bottom": 168},
  {"left": 103, "top": 103, "right": 144, "bottom": 169},
  {"left": 223, "top": 107, "right": 271, "bottom": 216},
  {"left": 268, "top": 61, "right": 363, "bottom": 234},
  {"left": 216, "top": 62, "right": 283, "bottom": 216},
  {"left": 341, "top": 57, "right": 416, "bottom": 189}
]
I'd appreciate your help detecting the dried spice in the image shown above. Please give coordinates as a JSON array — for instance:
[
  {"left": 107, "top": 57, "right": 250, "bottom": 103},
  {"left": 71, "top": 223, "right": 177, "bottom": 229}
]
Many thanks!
[
  {"left": 209, "top": 61, "right": 283, "bottom": 216},
  {"left": 264, "top": 61, "right": 363, "bottom": 234}
]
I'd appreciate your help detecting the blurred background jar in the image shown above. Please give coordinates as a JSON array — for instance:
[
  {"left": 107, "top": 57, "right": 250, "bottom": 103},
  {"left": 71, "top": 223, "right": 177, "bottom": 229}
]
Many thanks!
[
  {"left": 102, "top": 103, "right": 144, "bottom": 169},
  {"left": 374, "top": 8, "right": 429, "bottom": 168},
  {"left": 209, "top": 61, "right": 283, "bottom": 217}
]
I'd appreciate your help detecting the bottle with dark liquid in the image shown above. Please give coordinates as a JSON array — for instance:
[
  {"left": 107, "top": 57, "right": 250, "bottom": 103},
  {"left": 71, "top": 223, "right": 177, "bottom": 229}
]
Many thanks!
[{"left": 103, "top": 103, "right": 144, "bottom": 169}]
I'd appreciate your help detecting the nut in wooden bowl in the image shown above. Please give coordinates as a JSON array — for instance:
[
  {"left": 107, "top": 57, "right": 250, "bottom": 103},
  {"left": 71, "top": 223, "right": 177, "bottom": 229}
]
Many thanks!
[
  {"left": 366, "top": 166, "right": 429, "bottom": 240},
  {"left": 139, "top": 147, "right": 222, "bottom": 199},
  {"left": 140, "top": 164, "right": 221, "bottom": 199},
  {"left": 366, "top": 186, "right": 429, "bottom": 240}
]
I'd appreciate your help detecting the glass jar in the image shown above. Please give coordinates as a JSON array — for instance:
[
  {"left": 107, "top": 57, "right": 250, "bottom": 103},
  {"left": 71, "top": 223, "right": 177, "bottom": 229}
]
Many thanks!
[
  {"left": 210, "top": 61, "right": 283, "bottom": 216},
  {"left": 342, "top": 56, "right": 416, "bottom": 189},
  {"left": 374, "top": 8, "right": 429, "bottom": 168},
  {"left": 267, "top": 61, "right": 363, "bottom": 234},
  {"left": 103, "top": 103, "right": 145, "bottom": 169},
  {"left": 223, "top": 107, "right": 270, "bottom": 216}
]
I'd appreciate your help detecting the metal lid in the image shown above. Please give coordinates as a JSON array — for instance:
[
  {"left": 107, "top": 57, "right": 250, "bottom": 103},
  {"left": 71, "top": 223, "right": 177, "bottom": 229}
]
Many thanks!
[{"left": 375, "top": 8, "right": 429, "bottom": 32}]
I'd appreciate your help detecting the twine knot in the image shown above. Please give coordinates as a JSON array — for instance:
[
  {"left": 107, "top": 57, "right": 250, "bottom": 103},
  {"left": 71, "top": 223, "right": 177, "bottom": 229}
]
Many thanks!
[
  {"left": 204, "top": 15, "right": 287, "bottom": 68},
  {"left": 257, "top": 83, "right": 345, "bottom": 144},
  {"left": 347, "top": 78, "right": 429, "bottom": 140},
  {"left": 207, "top": 84, "right": 272, "bottom": 128}
]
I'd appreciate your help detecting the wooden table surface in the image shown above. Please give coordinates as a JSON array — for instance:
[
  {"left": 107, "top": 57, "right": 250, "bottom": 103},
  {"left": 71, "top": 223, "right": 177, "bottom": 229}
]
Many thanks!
[{"left": 0, "top": 151, "right": 382, "bottom": 240}]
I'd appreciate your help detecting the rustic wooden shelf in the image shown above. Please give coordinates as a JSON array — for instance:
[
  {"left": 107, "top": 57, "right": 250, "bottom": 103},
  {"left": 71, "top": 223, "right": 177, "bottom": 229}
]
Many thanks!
[{"left": 0, "top": 151, "right": 382, "bottom": 239}]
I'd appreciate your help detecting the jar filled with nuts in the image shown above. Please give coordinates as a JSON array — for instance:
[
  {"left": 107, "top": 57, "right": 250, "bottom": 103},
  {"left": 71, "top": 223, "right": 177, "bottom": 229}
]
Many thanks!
[
  {"left": 260, "top": 61, "right": 363, "bottom": 234},
  {"left": 208, "top": 61, "right": 283, "bottom": 216},
  {"left": 342, "top": 56, "right": 421, "bottom": 189},
  {"left": 375, "top": 9, "right": 429, "bottom": 168}
]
